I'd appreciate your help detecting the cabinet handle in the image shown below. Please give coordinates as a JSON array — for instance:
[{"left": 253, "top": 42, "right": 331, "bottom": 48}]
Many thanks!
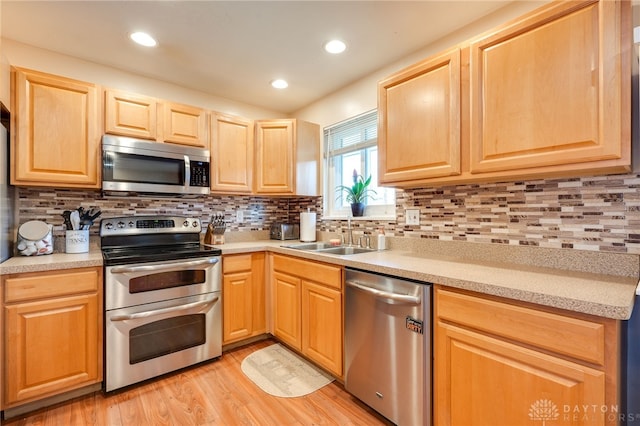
[{"left": 346, "top": 280, "right": 421, "bottom": 304}]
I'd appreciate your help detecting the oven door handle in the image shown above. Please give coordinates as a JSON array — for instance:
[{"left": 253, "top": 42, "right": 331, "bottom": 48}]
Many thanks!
[
  {"left": 110, "top": 257, "right": 219, "bottom": 274},
  {"left": 110, "top": 296, "right": 219, "bottom": 322}
]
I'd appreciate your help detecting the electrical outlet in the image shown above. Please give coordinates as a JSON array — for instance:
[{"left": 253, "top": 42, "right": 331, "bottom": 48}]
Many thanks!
[
  {"left": 406, "top": 209, "right": 420, "bottom": 226},
  {"left": 236, "top": 210, "right": 244, "bottom": 223}
]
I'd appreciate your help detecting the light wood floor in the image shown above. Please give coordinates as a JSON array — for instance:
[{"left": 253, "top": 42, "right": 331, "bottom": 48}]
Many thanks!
[{"left": 2, "top": 339, "right": 393, "bottom": 425}]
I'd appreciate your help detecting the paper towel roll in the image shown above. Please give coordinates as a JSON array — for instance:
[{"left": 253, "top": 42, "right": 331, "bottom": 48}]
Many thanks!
[{"left": 300, "top": 211, "right": 317, "bottom": 242}]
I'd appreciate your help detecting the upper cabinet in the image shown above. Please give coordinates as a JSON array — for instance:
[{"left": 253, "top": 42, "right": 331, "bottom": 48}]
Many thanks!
[
  {"left": 161, "top": 101, "right": 208, "bottom": 148},
  {"left": 105, "top": 89, "right": 208, "bottom": 148},
  {"left": 469, "top": 0, "right": 630, "bottom": 177},
  {"left": 254, "top": 119, "right": 320, "bottom": 196},
  {"left": 210, "top": 113, "right": 254, "bottom": 194},
  {"left": 379, "top": 0, "right": 630, "bottom": 188},
  {"left": 104, "top": 90, "right": 157, "bottom": 140},
  {"left": 11, "top": 67, "right": 101, "bottom": 189},
  {"left": 379, "top": 48, "right": 462, "bottom": 184}
]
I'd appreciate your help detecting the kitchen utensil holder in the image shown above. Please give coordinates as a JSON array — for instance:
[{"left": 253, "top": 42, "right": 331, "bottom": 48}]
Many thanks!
[{"left": 66, "top": 230, "right": 89, "bottom": 253}]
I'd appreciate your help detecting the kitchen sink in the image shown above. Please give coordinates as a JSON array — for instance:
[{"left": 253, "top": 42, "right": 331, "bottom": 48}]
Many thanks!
[
  {"left": 282, "top": 242, "right": 335, "bottom": 250},
  {"left": 316, "top": 246, "right": 376, "bottom": 255},
  {"left": 282, "top": 242, "right": 375, "bottom": 255}
]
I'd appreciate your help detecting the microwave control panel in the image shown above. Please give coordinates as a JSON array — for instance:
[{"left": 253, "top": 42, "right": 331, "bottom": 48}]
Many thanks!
[{"left": 190, "top": 161, "right": 210, "bottom": 187}]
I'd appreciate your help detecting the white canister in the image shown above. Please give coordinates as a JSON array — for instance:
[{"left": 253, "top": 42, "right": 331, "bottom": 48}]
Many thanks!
[
  {"left": 17, "top": 221, "right": 53, "bottom": 256},
  {"left": 300, "top": 209, "right": 317, "bottom": 242},
  {"left": 66, "top": 230, "right": 90, "bottom": 254}
]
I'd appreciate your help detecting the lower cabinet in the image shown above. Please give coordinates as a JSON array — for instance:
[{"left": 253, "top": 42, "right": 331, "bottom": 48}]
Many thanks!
[
  {"left": 434, "top": 286, "right": 619, "bottom": 426},
  {"left": 2, "top": 267, "right": 103, "bottom": 408},
  {"left": 271, "top": 254, "right": 343, "bottom": 377},
  {"left": 222, "top": 253, "right": 266, "bottom": 344}
]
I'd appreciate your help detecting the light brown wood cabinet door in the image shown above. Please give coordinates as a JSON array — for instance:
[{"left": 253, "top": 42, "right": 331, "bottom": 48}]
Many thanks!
[
  {"left": 222, "top": 253, "right": 265, "bottom": 345},
  {"left": 435, "top": 322, "right": 606, "bottom": 426},
  {"left": 104, "top": 89, "right": 157, "bottom": 140},
  {"left": 378, "top": 48, "right": 461, "bottom": 184},
  {"left": 4, "top": 293, "right": 100, "bottom": 406},
  {"left": 161, "top": 102, "right": 207, "bottom": 148},
  {"left": 272, "top": 271, "right": 301, "bottom": 350},
  {"left": 223, "top": 270, "right": 253, "bottom": 343},
  {"left": 11, "top": 68, "right": 101, "bottom": 188},
  {"left": 211, "top": 113, "right": 254, "bottom": 193},
  {"left": 301, "top": 280, "right": 343, "bottom": 376},
  {"left": 255, "top": 119, "right": 294, "bottom": 194},
  {"left": 469, "top": 0, "right": 630, "bottom": 175}
]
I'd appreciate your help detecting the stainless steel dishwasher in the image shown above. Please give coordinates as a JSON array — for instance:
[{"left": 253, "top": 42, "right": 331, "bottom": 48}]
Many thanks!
[{"left": 345, "top": 268, "right": 431, "bottom": 426}]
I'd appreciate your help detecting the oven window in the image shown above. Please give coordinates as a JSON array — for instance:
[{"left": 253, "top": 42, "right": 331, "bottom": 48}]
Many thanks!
[
  {"left": 129, "top": 270, "right": 206, "bottom": 293},
  {"left": 129, "top": 314, "right": 206, "bottom": 364}
]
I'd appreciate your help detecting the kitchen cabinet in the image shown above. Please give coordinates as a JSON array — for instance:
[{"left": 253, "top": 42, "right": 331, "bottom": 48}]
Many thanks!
[
  {"left": 11, "top": 67, "right": 101, "bottom": 189},
  {"left": 222, "top": 253, "right": 266, "bottom": 344},
  {"left": 2, "top": 267, "right": 103, "bottom": 408},
  {"left": 434, "top": 286, "right": 620, "bottom": 426},
  {"left": 270, "top": 254, "right": 343, "bottom": 376},
  {"left": 210, "top": 113, "right": 254, "bottom": 193},
  {"left": 104, "top": 89, "right": 157, "bottom": 140},
  {"left": 469, "top": 0, "right": 630, "bottom": 178},
  {"left": 378, "top": 0, "right": 630, "bottom": 187},
  {"left": 161, "top": 101, "right": 208, "bottom": 148},
  {"left": 105, "top": 89, "right": 208, "bottom": 148},
  {"left": 378, "top": 48, "right": 462, "bottom": 184},
  {"left": 255, "top": 119, "right": 320, "bottom": 196}
]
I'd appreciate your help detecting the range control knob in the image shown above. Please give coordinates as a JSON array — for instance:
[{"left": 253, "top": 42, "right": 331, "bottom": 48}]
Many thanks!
[
  {"left": 192, "top": 221, "right": 198, "bottom": 227},
  {"left": 117, "top": 221, "right": 125, "bottom": 229},
  {"left": 128, "top": 221, "right": 135, "bottom": 228},
  {"left": 105, "top": 222, "right": 114, "bottom": 230},
  {"left": 183, "top": 220, "right": 190, "bottom": 227}
]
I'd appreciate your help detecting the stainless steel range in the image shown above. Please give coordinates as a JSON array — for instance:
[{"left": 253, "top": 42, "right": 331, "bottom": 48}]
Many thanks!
[{"left": 100, "top": 215, "right": 222, "bottom": 392}]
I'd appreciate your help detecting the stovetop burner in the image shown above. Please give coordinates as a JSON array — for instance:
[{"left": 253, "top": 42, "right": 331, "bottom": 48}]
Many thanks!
[{"left": 100, "top": 215, "right": 221, "bottom": 266}]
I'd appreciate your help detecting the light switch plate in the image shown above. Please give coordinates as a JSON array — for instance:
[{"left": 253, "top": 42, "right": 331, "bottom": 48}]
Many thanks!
[
  {"left": 406, "top": 209, "right": 420, "bottom": 225},
  {"left": 236, "top": 210, "right": 244, "bottom": 223}
]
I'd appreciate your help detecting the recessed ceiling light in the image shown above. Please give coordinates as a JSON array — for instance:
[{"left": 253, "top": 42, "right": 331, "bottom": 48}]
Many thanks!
[
  {"left": 130, "top": 31, "right": 157, "bottom": 47},
  {"left": 324, "top": 39, "right": 346, "bottom": 54},
  {"left": 271, "top": 79, "right": 288, "bottom": 89}
]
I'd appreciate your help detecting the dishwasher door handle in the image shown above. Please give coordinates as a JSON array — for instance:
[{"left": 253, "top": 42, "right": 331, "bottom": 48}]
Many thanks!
[{"left": 346, "top": 280, "right": 421, "bottom": 304}]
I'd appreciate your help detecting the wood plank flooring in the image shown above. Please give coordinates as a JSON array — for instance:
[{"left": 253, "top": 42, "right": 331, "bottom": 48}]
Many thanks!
[{"left": 2, "top": 339, "right": 393, "bottom": 425}]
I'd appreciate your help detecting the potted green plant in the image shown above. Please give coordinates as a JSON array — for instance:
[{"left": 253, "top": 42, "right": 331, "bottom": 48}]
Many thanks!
[{"left": 336, "top": 169, "right": 377, "bottom": 217}]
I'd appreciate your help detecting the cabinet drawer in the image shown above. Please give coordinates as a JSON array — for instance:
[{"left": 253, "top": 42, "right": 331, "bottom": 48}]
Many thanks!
[
  {"left": 4, "top": 268, "right": 100, "bottom": 303},
  {"left": 272, "top": 254, "right": 342, "bottom": 290},
  {"left": 223, "top": 254, "right": 253, "bottom": 274},
  {"left": 436, "top": 288, "right": 605, "bottom": 366}
]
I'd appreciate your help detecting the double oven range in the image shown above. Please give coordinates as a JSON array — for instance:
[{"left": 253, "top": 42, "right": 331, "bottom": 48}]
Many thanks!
[{"left": 101, "top": 215, "right": 222, "bottom": 392}]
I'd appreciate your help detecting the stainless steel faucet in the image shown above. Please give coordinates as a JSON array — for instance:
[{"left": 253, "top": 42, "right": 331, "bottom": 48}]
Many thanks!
[{"left": 345, "top": 217, "right": 354, "bottom": 246}]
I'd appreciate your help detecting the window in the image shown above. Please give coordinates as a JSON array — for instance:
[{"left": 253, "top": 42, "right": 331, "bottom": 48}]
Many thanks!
[{"left": 324, "top": 109, "right": 395, "bottom": 219}]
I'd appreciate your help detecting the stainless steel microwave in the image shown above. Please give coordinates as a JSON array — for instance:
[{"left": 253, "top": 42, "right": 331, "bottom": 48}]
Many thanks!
[{"left": 102, "top": 135, "right": 210, "bottom": 196}]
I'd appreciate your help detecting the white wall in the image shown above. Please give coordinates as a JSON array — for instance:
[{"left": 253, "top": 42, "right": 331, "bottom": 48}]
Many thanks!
[
  {"left": 293, "top": 1, "right": 547, "bottom": 129},
  {"left": 0, "top": 39, "right": 282, "bottom": 119}
]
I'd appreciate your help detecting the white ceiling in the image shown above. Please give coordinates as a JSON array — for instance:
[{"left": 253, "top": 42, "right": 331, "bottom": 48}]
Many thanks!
[{"left": 2, "top": 1, "right": 514, "bottom": 114}]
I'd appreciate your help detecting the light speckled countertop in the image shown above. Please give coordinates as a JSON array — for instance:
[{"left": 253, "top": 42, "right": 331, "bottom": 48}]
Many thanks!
[{"left": 1, "top": 239, "right": 637, "bottom": 320}]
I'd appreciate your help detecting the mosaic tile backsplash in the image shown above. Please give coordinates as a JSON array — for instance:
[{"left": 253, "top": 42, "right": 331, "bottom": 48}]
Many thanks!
[{"left": 16, "top": 171, "right": 640, "bottom": 254}]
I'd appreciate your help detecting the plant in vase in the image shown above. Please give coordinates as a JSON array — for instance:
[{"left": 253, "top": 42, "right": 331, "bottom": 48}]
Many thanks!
[{"left": 336, "top": 169, "right": 376, "bottom": 217}]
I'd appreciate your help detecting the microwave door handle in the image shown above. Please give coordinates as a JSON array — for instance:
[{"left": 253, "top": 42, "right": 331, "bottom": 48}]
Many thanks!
[
  {"left": 110, "top": 296, "right": 220, "bottom": 323},
  {"left": 184, "top": 155, "right": 191, "bottom": 188},
  {"left": 110, "top": 258, "right": 219, "bottom": 274}
]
